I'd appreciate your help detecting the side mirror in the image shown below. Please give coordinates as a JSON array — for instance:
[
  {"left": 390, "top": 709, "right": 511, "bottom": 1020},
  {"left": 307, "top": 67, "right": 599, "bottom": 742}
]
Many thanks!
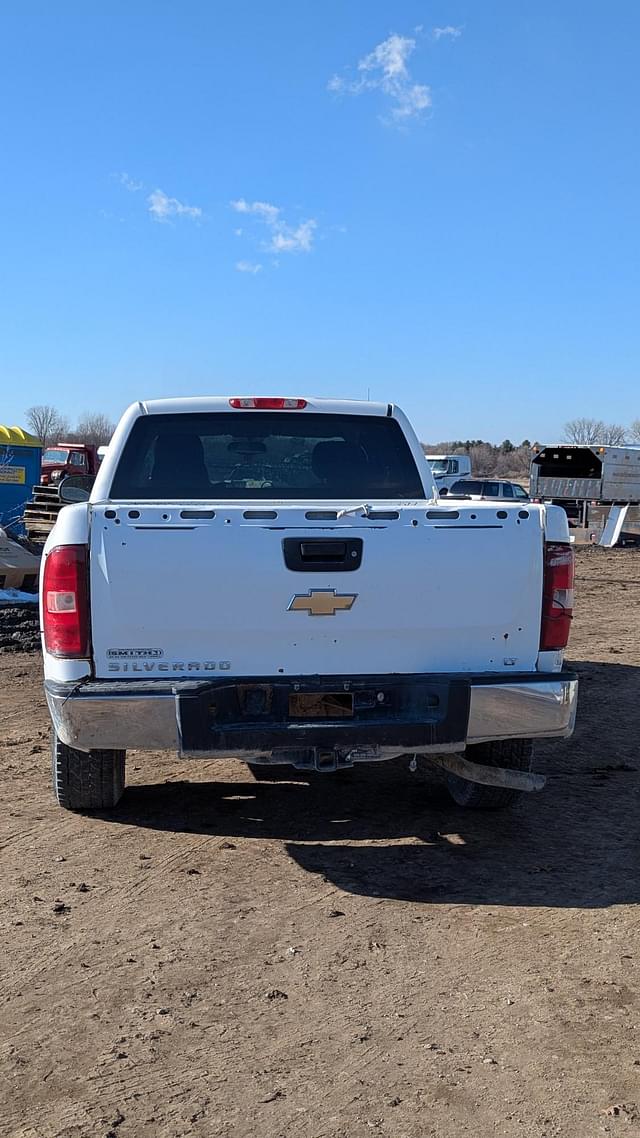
[{"left": 59, "top": 475, "right": 91, "bottom": 503}]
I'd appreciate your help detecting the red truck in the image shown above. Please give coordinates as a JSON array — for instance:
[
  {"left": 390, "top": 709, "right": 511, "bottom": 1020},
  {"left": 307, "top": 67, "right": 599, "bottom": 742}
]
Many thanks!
[
  {"left": 40, "top": 443, "right": 100, "bottom": 486},
  {"left": 24, "top": 443, "right": 103, "bottom": 541}
]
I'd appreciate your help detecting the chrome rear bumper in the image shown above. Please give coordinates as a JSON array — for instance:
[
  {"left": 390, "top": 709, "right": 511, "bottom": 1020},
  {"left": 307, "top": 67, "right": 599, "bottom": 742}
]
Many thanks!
[{"left": 45, "top": 673, "right": 578, "bottom": 757}]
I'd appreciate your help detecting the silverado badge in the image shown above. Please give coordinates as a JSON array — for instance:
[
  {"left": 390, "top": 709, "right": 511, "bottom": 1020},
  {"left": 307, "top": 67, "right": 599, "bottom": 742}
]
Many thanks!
[{"left": 287, "top": 589, "right": 358, "bottom": 617}]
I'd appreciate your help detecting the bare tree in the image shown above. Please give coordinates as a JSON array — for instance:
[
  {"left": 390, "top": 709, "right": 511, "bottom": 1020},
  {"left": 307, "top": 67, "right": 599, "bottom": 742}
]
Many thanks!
[
  {"left": 74, "top": 412, "right": 115, "bottom": 447},
  {"left": 25, "top": 405, "right": 70, "bottom": 449},
  {"left": 495, "top": 445, "right": 531, "bottom": 478},
  {"left": 563, "top": 418, "right": 606, "bottom": 444},
  {"left": 600, "top": 423, "right": 628, "bottom": 445},
  {"left": 629, "top": 419, "right": 640, "bottom": 443},
  {"left": 467, "top": 443, "right": 497, "bottom": 476},
  {"left": 563, "top": 417, "right": 627, "bottom": 445}
]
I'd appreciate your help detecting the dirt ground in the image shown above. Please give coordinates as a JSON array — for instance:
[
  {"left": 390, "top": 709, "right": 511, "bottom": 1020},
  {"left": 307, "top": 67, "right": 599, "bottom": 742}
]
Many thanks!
[{"left": 1, "top": 548, "right": 639, "bottom": 1138}]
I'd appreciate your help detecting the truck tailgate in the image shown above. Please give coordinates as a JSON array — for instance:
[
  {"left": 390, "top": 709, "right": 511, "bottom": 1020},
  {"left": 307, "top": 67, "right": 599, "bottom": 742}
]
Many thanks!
[{"left": 89, "top": 503, "right": 544, "bottom": 678}]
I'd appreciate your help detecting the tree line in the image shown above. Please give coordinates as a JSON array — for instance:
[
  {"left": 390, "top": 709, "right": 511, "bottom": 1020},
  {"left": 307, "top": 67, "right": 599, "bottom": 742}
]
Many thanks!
[
  {"left": 25, "top": 405, "right": 115, "bottom": 449},
  {"left": 423, "top": 419, "right": 640, "bottom": 479},
  {"left": 421, "top": 439, "right": 533, "bottom": 478}
]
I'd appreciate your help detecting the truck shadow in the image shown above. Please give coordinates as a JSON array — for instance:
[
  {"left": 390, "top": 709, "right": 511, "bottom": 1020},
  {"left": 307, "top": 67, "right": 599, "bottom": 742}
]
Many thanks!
[{"left": 108, "top": 660, "right": 640, "bottom": 908}]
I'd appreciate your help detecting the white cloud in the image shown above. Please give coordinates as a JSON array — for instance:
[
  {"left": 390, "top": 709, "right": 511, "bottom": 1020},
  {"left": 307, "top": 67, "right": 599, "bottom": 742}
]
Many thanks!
[
  {"left": 327, "top": 74, "right": 346, "bottom": 94},
  {"left": 231, "top": 199, "right": 317, "bottom": 256},
  {"left": 231, "top": 199, "right": 281, "bottom": 225},
  {"left": 267, "top": 219, "right": 317, "bottom": 254},
  {"left": 433, "top": 25, "right": 463, "bottom": 40},
  {"left": 236, "top": 260, "right": 263, "bottom": 274},
  {"left": 115, "top": 172, "right": 143, "bottom": 192},
  {"left": 147, "top": 189, "right": 202, "bottom": 223},
  {"left": 328, "top": 33, "right": 431, "bottom": 123},
  {"left": 359, "top": 32, "right": 414, "bottom": 82}
]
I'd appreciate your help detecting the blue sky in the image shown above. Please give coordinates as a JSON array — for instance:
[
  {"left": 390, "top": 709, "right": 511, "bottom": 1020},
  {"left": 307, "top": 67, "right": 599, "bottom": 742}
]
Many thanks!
[{"left": 1, "top": 1, "right": 639, "bottom": 444}]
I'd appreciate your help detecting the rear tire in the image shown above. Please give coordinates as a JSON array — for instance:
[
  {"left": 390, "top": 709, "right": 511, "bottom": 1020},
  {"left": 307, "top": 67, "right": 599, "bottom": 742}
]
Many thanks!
[
  {"left": 446, "top": 738, "right": 534, "bottom": 811},
  {"left": 52, "top": 731, "right": 125, "bottom": 811}
]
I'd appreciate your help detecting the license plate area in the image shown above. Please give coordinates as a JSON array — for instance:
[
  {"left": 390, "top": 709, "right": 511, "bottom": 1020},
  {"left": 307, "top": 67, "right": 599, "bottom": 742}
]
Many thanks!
[
  {"left": 175, "top": 674, "right": 471, "bottom": 755},
  {"left": 288, "top": 691, "right": 354, "bottom": 718}
]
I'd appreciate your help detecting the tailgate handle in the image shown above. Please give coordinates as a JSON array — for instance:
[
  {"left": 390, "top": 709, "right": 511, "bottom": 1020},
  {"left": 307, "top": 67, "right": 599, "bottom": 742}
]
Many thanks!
[
  {"left": 283, "top": 537, "right": 363, "bottom": 572},
  {"left": 300, "top": 541, "right": 346, "bottom": 560}
]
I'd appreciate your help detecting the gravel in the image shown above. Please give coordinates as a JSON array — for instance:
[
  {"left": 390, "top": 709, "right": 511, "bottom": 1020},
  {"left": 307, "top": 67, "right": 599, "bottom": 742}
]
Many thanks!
[{"left": 0, "top": 604, "right": 40, "bottom": 653}]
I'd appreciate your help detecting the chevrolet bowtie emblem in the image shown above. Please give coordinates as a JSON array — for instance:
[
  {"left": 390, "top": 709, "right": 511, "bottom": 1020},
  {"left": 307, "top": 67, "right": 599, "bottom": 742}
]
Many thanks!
[{"left": 287, "top": 589, "right": 358, "bottom": 617}]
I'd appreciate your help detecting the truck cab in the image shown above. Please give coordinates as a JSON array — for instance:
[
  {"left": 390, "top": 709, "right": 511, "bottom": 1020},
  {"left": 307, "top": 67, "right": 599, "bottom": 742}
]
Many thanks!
[
  {"left": 40, "top": 444, "right": 100, "bottom": 486},
  {"left": 426, "top": 453, "right": 472, "bottom": 491},
  {"left": 25, "top": 443, "right": 102, "bottom": 543}
]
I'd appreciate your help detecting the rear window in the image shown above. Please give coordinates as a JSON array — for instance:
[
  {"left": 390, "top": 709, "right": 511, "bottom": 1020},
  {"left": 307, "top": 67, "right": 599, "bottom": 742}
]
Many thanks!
[
  {"left": 109, "top": 412, "right": 425, "bottom": 500},
  {"left": 450, "top": 480, "right": 483, "bottom": 494}
]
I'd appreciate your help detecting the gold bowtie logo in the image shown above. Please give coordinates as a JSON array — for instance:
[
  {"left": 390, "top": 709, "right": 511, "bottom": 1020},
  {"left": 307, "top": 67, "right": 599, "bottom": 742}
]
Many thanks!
[{"left": 288, "top": 589, "right": 358, "bottom": 617}]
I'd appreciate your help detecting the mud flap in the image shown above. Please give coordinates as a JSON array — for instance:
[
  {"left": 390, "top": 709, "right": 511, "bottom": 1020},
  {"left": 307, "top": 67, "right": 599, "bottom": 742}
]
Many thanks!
[{"left": 426, "top": 752, "right": 546, "bottom": 792}]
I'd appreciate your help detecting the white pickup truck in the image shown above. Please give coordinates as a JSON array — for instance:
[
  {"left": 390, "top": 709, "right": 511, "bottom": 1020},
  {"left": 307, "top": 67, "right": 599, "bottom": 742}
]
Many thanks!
[{"left": 40, "top": 396, "right": 578, "bottom": 813}]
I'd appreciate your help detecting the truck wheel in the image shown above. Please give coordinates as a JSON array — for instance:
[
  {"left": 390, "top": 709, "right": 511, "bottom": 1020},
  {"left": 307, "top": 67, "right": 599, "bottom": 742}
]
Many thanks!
[
  {"left": 446, "top": 738, "right": 534, "bottom": 811},
  {"left": 52, "top": 731, "right": 126, "bottom": 811}
]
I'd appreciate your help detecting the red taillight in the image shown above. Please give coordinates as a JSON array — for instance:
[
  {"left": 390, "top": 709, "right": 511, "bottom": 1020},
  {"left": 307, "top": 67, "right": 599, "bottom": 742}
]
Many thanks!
[
  {"left": 229, "top": 397, "right": 307, "bottom": 410},
  {"left": 42, "top": 545, "right": 89, "bottom": 658},
  {"left": 540, "top": 542, "right": 574, "bottom": 650}
]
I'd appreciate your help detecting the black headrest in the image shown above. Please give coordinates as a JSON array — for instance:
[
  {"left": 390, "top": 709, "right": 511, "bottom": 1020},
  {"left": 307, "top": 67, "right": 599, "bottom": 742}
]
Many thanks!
[
  {"left": 152, "top": 433, "right": 208, "bottom": 483},
  {"left": 312, "top": 441, "right": 369, "bottom": 484}
]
